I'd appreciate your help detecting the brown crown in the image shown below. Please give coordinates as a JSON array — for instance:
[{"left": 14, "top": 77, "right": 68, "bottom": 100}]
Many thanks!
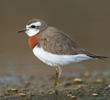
[{"left": 27, "top": 19, "right": 48, "bottom": 32}]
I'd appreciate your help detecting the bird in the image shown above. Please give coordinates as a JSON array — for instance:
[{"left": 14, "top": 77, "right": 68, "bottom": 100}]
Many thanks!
[{"left": 18, "top": 19, "right": 107, "bottom": 92}]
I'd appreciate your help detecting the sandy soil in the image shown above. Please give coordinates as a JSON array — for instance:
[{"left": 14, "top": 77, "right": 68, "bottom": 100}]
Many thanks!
[{"left": 0, "top": 71, "right": 110, "bottom": 100}]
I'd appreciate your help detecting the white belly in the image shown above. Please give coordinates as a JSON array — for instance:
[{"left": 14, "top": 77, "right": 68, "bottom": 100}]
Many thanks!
[{"left": 32, "top": 46, "right": 91, "bottom": 67}]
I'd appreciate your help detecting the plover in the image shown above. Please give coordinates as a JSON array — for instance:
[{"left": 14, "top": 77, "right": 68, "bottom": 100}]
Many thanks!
[{"left": 18, "top": 19, "right": 107, "bottom": 92}]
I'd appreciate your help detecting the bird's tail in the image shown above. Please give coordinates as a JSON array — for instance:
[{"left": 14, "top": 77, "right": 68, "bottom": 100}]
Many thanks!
[
  {"left": 89, "top": 55, "right": 108, "bottom": 59},
  {"left": 80, "top": 49, "right": 108, "bottom": 59}
]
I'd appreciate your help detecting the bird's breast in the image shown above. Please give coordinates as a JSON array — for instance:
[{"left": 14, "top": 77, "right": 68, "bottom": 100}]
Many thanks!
[{"left": 28, "top": 35, "right": 40, "bottom": 49}]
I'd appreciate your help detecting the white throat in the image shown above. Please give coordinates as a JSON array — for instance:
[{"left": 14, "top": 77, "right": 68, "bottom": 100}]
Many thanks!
[{"left": 26, "top": 29, "right": 40, "bottom": 37}]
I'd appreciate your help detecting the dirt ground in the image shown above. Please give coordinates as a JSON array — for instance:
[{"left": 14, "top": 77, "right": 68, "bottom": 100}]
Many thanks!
[{"left": 0, "top": 71, "right": 110, "bottom": 100}]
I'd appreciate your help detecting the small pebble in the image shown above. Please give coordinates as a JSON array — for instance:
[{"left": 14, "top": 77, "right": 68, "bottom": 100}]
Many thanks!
[
  {"left": 92, "top": 93, "right": 98, "bottom": 96},
  {"left": 107, "top": 84, "right": 110, "bottom": 88},
  {"left": 67, "top": 93, "right": 72, "bottom": 97},
  {"left": 67, "top": 93, "right": 76, "bottom": 99},
  {"left": 95, "top": 78, "right": 104, "bottom": 83},
  {"left": 7, "top": 88, "right": 18, "bottom": 93},
  {"left": 77, "top": 85, "right": 84, "bottom": 89},
  {"left": 70, "top": 96, "right": 76, "bottom": 99},
  {"left": 15, "top": 93, "right": 26, "bottom": 97},
  {"left": 73, "top": 78, "right": 83, "bottom": 84}
]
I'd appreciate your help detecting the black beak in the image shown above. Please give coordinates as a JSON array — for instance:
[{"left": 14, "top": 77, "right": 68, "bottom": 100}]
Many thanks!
[{"left": 18, "top": 29, "right": 26, "bottom": 33}]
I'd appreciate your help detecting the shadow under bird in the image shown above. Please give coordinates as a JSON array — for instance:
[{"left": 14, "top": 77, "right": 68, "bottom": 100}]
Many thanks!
[{"left": 18, "top": 19, "right": 107, "bottom": 93}]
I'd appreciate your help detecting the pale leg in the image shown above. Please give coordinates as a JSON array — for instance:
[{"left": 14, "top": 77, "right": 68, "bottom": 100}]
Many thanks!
[
  {"left": 48, "top": 66, "right": 62, "bottom": 93},
  {"left": 52, "top": 66, "right": 62, "bottom": 91}
]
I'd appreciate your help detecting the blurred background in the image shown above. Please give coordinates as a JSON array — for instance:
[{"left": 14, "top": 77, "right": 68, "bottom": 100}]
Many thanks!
[{"left": 0, "top": 0, "right": 110, "bottom": 77}]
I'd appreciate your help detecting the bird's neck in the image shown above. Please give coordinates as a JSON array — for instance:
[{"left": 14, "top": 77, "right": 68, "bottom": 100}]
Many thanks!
[{"left": 28, "top": 34, "right": 40, "bottom": 49}]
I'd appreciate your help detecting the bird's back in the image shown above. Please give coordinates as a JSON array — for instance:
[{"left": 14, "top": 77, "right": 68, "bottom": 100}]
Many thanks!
[{"left": 38, "top": 26, "right": 82, "bottom": 55}]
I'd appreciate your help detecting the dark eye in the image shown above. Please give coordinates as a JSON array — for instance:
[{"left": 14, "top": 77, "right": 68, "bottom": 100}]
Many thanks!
[{"left": 31, "top": 25, "right": 36, "bottom": 28}]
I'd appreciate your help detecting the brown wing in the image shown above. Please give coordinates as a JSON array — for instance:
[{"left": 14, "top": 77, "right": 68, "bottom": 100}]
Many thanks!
[
  {"left": 38, "top": 26, "right": 107, "bottom": 58},
  {"left": 38, "top": 27, "right": 83, "bottom": 55}
]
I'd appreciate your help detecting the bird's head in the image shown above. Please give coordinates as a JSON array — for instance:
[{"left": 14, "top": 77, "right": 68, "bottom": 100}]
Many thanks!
[{"left": 18, "top": 19, "right": 48, "bottom": 37}]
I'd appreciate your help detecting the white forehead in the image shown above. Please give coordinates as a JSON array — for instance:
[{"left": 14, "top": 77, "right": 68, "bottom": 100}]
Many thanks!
[{"left": 27, "top": 21, "right": 42, "bottom": 28}]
